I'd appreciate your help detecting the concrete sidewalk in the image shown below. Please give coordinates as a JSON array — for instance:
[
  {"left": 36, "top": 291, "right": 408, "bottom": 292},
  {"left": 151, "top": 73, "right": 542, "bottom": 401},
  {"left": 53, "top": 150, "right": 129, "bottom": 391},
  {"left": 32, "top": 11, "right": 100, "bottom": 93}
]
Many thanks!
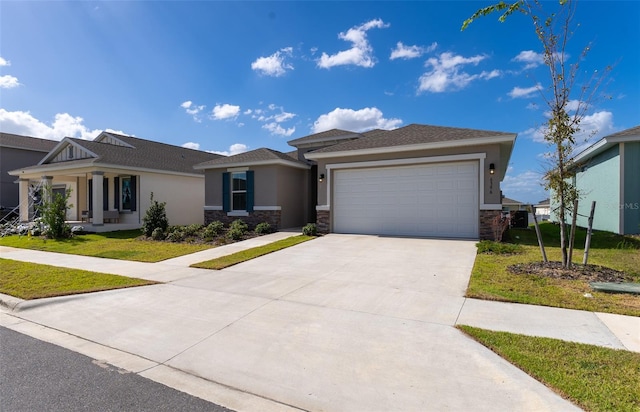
[{"left": 1, "top": 233, "right": 638, "bottom": 411}]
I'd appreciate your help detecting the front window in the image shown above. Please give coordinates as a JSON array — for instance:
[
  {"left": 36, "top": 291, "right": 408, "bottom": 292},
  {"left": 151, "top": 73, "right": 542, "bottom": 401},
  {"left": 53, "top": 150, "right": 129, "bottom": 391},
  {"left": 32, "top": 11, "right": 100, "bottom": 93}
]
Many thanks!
[
  {"left": 231, "top": 172, "right": 247, "bottom": 211},
  {"left": 121, "top": 177, "right": 132, "bottom": 210}
]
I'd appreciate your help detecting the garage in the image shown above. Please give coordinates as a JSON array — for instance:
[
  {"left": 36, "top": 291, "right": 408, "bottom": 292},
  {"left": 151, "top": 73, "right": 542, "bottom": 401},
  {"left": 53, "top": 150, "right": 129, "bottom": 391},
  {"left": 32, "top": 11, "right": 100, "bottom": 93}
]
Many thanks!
[{"left": 333, "top": 161, "right": 479, "bottom": 238}]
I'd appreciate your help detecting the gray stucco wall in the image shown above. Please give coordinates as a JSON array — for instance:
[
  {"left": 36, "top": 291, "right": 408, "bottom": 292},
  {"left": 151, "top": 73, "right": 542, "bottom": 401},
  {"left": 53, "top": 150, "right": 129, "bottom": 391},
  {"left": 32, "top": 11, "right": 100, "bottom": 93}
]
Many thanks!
[
  {"left": 0, "top": 147, "right": 48, "bottom": 210},
  {"left": 276, "top": 165, "right": 309, "bottom": 228},
  {"left": 623, "top": 142, "right": 640, "bottom": 234}
]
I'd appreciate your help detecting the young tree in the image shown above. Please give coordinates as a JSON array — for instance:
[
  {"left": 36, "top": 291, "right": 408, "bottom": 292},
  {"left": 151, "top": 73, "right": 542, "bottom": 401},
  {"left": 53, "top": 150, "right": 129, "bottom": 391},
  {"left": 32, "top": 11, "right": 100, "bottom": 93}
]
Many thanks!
[
  {"left": 38, "top": 186, "right": 72, "bottom": 239},
  {"left": 462, "top": 0, "right": 610, "bottom": 268}
]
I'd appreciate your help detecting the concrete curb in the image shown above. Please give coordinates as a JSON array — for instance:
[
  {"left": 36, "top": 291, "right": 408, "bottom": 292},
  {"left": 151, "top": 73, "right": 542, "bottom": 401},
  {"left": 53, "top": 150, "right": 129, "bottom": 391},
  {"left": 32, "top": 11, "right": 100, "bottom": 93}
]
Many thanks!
[{"left": 0, "top": 292, "right": 25, "bottom": 311}]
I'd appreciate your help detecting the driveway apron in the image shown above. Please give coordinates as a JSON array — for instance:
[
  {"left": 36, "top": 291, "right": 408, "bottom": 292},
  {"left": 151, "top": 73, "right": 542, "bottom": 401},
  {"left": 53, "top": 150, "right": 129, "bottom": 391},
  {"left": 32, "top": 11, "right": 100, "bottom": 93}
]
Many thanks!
[{"left": 2, "top": 235, "right": 580, "bottom": 411}]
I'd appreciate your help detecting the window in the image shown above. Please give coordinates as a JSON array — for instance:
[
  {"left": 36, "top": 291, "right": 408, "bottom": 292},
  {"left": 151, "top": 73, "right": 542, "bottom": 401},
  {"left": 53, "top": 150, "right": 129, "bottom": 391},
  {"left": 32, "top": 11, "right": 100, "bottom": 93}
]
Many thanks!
[
  {"left": 121, "top": 177, "right": 132, "bottom": 210},
  {"left": 118, "top": 176, "right": 136, "bottom": 211},
  {"left": 222, "top": 171, "right": 254, "bottom": 213},
  {"left": 231, "top": 172, "right": 247, "bottom": 211},
  {"left": 68, "top": 146, "right": 74, "bottom": 159}
]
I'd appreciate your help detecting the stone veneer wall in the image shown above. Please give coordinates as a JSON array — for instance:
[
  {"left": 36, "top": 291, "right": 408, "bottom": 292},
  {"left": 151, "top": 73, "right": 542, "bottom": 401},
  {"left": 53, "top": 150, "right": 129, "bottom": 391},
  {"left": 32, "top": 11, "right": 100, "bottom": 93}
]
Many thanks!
[
  {"left": 204, "top": 210, "right": 281, "bottom": 230},
  {"left": 479, "top": 210, "right": 502, "bottom": 240},
  {"left": 316, "top": 210, "right": 330, "bottom": 234}
]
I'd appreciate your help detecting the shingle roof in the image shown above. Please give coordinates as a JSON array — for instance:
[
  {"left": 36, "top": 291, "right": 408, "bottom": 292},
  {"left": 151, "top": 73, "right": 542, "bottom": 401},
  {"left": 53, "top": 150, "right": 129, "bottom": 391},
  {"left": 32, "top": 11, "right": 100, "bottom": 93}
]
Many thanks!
[
  {"left": 502, "top": 197, "right": 525, "bottom": 205},
  {"left": 605, "top": 125, "right": 640, "bottom": 138},
  {"left": 287, "top": 129, "right": 362, "bottom": 146},
  {"left": 0, "top": 133, "right": 58, "bottom": 152},
  {"left": 308, "top": 124, "right": 515, "bottom": 154},
  {"left": 194, "top": 147, "right": 308, "bottom": 169}
]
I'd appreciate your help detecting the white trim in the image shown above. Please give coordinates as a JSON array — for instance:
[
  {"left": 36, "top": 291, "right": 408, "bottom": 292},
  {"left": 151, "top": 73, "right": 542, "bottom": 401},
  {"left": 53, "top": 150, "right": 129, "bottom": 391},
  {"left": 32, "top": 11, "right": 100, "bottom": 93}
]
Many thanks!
[
  {"left": 305, "top": 135, "right": 515, "bottom": 160},
  {"left": 227, "top": 211, "right": 249, "bottom": 217},
  {"left": 316, "top": 205, "right": 330, "bottom": 211},
  {"left": 204, "top": 205, "right": 223, "bottom": 210},
  {"left": 480, "top": 204, "right": 502, "bottom": 210},
  {"left": 253, "top": 206, "right": 281, "bottom": 211},
  {"left": 194, "top": 159, "right": 310, "bottom": 171},
  {"left": 9, "top": 162, "right": 206, "bottom": 179},
  {"left": 38, "top": 138, "right": 99, "bottom": 165},
  {"left": 226, "top": 167, "right": 249, "bottom": 172},
  {"left": 326, "top": 153, "right": 488, "bottom": 210}
]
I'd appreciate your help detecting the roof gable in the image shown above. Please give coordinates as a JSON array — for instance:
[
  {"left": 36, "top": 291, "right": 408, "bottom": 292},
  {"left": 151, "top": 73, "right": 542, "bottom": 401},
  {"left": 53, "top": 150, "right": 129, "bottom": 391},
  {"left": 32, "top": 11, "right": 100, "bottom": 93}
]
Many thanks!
[{"left": 195, "top": 147, "right": 309, "bottom": 170}]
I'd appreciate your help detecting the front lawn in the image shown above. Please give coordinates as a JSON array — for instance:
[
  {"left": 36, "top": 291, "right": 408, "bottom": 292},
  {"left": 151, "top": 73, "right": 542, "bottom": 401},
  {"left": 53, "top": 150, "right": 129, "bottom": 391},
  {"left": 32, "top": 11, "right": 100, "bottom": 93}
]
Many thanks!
[
  {"left": 0, "top": 258, "right": 157, "bottom": 300},
  {"left": 468, "top": 223, "right": 640, "bottom": 316},
  {"left": 0, "top": 230, "right": 212, "bottom": 262},
  {"left": 459, "top": 325, "right": 640, "bottom": 412}
]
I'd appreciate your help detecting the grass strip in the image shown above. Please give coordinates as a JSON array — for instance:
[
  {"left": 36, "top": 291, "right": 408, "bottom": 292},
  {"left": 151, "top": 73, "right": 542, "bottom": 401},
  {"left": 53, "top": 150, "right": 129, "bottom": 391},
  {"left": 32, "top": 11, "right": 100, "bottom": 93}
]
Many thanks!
[
  {"left": 458, "top": 325, "right": 640, "bottom": 412},
  {"left": 0, "top": 230, "right": 211, "bottom": 262},
  {"left": 0, "top": 258, "right": 157, "bottom": 300},
  {"left": 191, "top": 235, "right": 315, "bottom": 270}
]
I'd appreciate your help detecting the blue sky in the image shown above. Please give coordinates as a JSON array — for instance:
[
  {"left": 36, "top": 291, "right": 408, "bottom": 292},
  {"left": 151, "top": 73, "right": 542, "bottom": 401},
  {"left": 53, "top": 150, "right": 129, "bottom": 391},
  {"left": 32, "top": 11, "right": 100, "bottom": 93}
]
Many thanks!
[{"left": 1, "top": 1, "right": 638, "bottom": 204}]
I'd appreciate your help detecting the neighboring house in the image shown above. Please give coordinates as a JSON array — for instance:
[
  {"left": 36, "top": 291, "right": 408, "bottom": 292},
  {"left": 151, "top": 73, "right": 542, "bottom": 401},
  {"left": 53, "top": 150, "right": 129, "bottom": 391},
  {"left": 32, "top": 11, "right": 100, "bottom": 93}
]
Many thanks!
[
  {"left": 197, "top": 124, "right": 517, "bottom": 240},
  {"left": 552, "top": 125, "right": 640, "bottom": 235},
  {"left": 0, "top": 133, "right": 58, "bottom": 213},
  {"left": 534, "top": 198, "right": 550, "bottom": 221},
  {"left": 501, "top": 196, "right": 528, "bottom": 212},
  {"left": 9, "top": 131, "right": 222, "bottom": 231}
]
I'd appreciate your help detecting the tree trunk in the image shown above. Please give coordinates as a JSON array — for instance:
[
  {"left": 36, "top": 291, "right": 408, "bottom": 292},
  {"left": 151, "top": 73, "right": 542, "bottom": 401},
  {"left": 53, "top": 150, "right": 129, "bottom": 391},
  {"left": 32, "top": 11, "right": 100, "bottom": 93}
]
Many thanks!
[{"left": 568, "top": 199, "right": 578, "bottom": 268}]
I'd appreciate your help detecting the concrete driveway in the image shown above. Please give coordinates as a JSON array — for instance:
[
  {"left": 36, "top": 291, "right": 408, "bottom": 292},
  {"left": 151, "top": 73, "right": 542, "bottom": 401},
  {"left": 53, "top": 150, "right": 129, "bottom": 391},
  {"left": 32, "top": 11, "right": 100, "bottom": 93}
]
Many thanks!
[{"left": 1, "top": 235, "right": 579, "bottom": 411}]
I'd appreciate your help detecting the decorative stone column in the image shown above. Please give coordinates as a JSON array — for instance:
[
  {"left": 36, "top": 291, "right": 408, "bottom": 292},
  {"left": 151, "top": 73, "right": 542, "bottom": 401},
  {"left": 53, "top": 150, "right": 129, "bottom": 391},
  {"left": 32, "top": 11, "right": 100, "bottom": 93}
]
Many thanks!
[
  {"left": 18, "top": 179, "right": 30, "bottom": 222},
  {"left": 91, "top": 171, "right": 104, "bottom": 226}
]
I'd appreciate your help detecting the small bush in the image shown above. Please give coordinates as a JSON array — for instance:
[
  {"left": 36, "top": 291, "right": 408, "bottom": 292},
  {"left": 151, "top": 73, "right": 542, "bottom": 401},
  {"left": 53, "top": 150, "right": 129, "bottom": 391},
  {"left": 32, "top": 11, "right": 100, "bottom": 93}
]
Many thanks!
[
  {"left": 151, "top": 227, "right": 165, "bottom": 241},
  {"left": 254, "top": 222, "right": 273, "bottom": 234},
  {"left": 476, "top": 240, "right": 523, "bottom": 254},
  {"left": 141, "top": 192, "right": 169, "bottom": 237},
  {"left": 302, "top": 223, "right": 317, "bottom": 236},
  {"left": 226, "top": 227, "right": 245, "bottom": 241},
  {"left": 203, "top": 221, "right": 224, "bottom": 239},
  {"left": 165, "top": 228, "right": 184, "bottom": 242},
  {"left": 229, "top": 219, "right": 248, "bottom": 234},
  {"left": 38, "top": 187, "right": 72, "bottom": 239},
  {"left": 183, "top": 223, "right": 202, "bottom": 237}
]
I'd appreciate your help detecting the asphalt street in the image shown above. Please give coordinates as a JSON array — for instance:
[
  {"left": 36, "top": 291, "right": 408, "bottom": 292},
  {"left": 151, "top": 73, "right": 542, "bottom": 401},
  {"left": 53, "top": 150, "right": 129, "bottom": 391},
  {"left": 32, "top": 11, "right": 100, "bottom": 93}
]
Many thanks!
[{"left": 0, "top": 326, "right": 233, "bottom": 412}]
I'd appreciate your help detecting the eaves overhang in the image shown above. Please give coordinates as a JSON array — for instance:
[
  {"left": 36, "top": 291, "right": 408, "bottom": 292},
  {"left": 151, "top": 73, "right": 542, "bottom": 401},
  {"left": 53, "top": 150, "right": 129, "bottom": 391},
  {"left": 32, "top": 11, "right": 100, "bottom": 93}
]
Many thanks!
[{"left": 194, "top": 158, "right": 310, "bottom": 171}]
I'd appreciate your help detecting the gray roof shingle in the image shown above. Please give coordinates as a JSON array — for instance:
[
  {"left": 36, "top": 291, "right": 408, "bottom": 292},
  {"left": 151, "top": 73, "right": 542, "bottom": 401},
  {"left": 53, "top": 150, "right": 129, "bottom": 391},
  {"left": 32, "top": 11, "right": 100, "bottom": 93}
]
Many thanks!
[
  {"left": 195, "top": 147, "right": 308, "bottom": 169},
  {"left": 605, "top": 125, "right": 640, "bottom": 139},
  {"left": 287, "top": 129, "right": 362, "bottom": 146},
  {"left": 308, "top": 124, "right": 515, "bottom": 154},
  {"left": 0, "top": 133, "right": 58, "bottom": 152}
]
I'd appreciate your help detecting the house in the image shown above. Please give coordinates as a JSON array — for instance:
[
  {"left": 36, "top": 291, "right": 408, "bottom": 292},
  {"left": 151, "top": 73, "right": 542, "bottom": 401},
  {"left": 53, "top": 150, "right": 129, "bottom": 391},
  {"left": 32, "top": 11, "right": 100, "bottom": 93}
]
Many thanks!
[
  {"left": 197, "top": 124, "right": 517, "bottom": 240},
  {"left": 552, "top": 125, "right": 640, "bottom": 235},
  {"left": 501, "top": 196, "right": 528, "bottom": 212},
  {"left": 534, "top": 198, "right": 550, "bottom": 221},
  {"left": 0, "top": 133, "right": 58, "bottom": 215},
  {"left": 8, "top": 131, "right": 222, "bottom": 231}
]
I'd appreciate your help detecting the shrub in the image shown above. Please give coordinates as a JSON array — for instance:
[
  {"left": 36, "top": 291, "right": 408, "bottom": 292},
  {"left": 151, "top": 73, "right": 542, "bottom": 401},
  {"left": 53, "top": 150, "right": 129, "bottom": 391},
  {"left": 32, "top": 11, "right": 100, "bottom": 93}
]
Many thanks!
[
  {"left": 165, "top": 228, "right": 184, "bottom": 242},
  {"left": 229, "top": 219, "right": 248, "bottom": 234},
  {"left": 151, "top": 227, "right": 165, "bottom": 240},
  {"left": 302, "top": 223, "right": 317, "bottom": 236},
  {"left": 38, "top": 187, "right": 72, "bottom": 239},
  {"left": 226, "top": 227, "right": 245, "bottom": 241},
  {"left": 476, "top": 240, "right": 523, "bottom": 254},
  {"left": 203, "top": 221, "right": 224, "bottom": 239},
  {"left": 141, "top": 192, "right": 168, "bottom": 237},
  {"left": 183, "top": 223, "right": 202, "bottom": 237},
  {"left": 254, "top": 222, "right": 273, "bottom": 234}
]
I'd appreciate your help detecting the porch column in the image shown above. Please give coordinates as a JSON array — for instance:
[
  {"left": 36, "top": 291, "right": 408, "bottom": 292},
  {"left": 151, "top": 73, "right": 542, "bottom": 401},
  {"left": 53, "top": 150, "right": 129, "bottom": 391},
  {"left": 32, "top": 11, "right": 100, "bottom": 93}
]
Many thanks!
[
  {"left": 41, "top": 176, "right": 53, "bottom": 204},
  {"left": 91, "top": 171, "right": 104, "bottom": 226},
  {"left": 18, "top": 179, "right": 30, "bottom": 222}
]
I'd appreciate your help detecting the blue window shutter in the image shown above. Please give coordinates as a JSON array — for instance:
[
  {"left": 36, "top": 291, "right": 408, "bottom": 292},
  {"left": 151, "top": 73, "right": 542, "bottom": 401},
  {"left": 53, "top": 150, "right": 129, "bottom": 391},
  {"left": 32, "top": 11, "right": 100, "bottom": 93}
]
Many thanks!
[
  {"left": 114, "top": 177, "right": 120, "bottom": 210},
  {"left": 103, "top": 178, "right": 109, "bottom": 211},
  {"left": 130, "top": 176, "right": 137, "bottom": 211},
  {"left": 222, "top": 172, "right": 230, "bottom": 212},
  {"left": 88, "top": 179, "right": 93, "bottom": 210},
  {"left": 246, "top": 171, "right": 254, "bottom": 212}
]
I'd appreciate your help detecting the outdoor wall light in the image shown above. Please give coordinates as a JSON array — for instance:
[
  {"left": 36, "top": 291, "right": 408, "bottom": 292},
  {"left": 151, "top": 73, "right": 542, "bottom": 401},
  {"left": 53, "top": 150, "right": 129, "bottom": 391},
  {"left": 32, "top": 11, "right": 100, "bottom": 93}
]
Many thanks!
[
  {"left": 319, "top": 173, "right": 325, "bottom": 182},
  {"left": 489, "top": 163, "right": 495, "bottom": 175}
]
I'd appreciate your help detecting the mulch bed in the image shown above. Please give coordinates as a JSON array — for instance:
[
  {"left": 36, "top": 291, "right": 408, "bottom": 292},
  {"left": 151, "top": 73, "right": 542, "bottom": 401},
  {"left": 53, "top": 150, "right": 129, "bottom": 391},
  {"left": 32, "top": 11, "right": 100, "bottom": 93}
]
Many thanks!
[{"left": 508, "top": 261, "right": 630, "bottom": 283}]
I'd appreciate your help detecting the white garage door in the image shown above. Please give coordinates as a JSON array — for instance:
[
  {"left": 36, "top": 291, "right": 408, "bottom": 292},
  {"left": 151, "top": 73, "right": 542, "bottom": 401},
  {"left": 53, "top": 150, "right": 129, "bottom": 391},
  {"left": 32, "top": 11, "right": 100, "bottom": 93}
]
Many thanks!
[{"left": 333, "top": 161, "right": 479, "bottom": 238}]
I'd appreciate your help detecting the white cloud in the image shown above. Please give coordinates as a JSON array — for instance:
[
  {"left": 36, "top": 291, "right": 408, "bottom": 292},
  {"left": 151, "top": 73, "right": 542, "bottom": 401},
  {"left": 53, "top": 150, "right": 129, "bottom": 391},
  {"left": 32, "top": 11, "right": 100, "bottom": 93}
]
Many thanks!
[
  {"left": 251, "top": 47, "right": 294, "bottom": 77},
  {"left": 508, "top": 83, "right": 541, "bottom": 98},
  {"left": 0, "top": 74, "right": 20, "bottom": 88},
  {"left": 0, "top": 109, "right": 107, "bottom": 140},
  {"left": 521, "top": 110, "right": 614, "bottom": 149},
  {"left": 181, "top": 100, "right": 205, "bottom": 122},
  {"left": 181, "top": 142, "right": 200, "bottom": 150},
  {"left": 212, "top": 143, "right": 249, "bottom": 156},
  {"left": 418, "top": 52, "right": 499, "bottom": 93},
  {"left": 317, "top": 19, "right": 389, "bottom": 69},
  {"left": 0, "top": 57, "right": 10, "bottom": 66},
  {"left": 312, "top": 107, "right": 402, "bottom": 133},
  {"left": 390, "top": 42, "right": 430, "bottom": 60},
  {"left": 263, "top": 122, "right": 295, "bottom": 137},
  {"left": 501, "top": 169, "right": 548, "bottom": 204},
  {"left": 211, "top": 104, "right": 240, "bottom": 120},
  {"left": 512, "top": 50, "right": 543, "bottom": 69}
]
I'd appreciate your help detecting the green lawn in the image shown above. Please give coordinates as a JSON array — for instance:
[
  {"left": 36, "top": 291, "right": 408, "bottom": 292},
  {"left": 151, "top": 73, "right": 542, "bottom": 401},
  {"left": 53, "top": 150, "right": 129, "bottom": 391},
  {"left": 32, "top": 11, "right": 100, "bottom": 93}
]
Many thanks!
[
  {"left": 0, "top": 258, "right": 157, "bottom": 300},
  {"left": 191, "top": 235, "right": 315, "bottom": 269},
  {"left": 469, "top": 223, "right": 640, "bottom": 316},
  {"left": 459, "top": 326, "right": 640, "bottom": 412},
  {"left": 0, "top": 230, "right": 212, "bottom": 262}
]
